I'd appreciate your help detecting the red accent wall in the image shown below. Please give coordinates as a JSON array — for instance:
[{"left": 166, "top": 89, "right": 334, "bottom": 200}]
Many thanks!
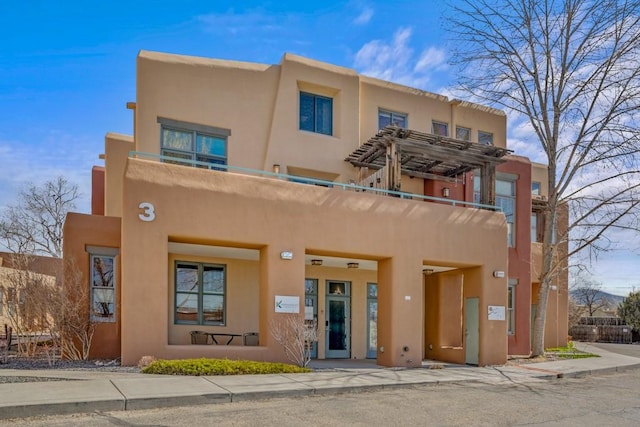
[
  {"left": 424, "top": 158, "right": 534, "bottom": 355},
  {"left": 91, "top": 166, "right": 105, "bottom": 216},
  {"left": 423, "top": 173, "right": 473, "bottom": 205},
  {"left": 497, "top": 157, "right": 532, "bottom": 355}
]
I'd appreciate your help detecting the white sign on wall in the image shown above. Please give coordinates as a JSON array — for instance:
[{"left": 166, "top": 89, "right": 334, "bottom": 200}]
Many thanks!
[
  {"left": 275, "top": 296, "right": 300, "bottom": 313},
  {"left": 305, "top": 306, "right": 314, "bottom": 320},
  {"left": 488, "top": 305, "right": 506, "bottom": 321}
]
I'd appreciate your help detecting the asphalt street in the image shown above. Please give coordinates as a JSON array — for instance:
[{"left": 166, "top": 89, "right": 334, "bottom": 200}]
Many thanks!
[{"left": 4, "top": 368, "right": 640, "bottom": 427}]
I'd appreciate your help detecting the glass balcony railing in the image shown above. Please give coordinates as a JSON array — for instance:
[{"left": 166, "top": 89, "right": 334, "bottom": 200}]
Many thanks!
[{"left": 129, "top": 151, "right": 501, "bottom": 212}]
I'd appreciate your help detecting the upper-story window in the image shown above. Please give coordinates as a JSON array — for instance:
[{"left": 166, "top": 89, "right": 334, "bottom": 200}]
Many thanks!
[
  {"left": 496, "top": 179, "right": 516, "bottom": 247},
  {"left": 379, "top": 110, "right": 407, "bottom": 129},
  {"left": 478, "top": 131, "right": 493, "bottom": 145},
  {"left": 158, "top": 118, "right": 229, "bottom": 170},
  {"left": 474, "top": 175, "right": 516, "bottom": 247},
  {"left": 532, "top": 181, "right": 541, "bottom": 195},
  {"left": 432, "top": 121, "right": 449, "bottom": 137},
  {"left": 456, "top": 126, "right": 471, "bottom": 141},
  {"left": 300, "top": 92, "right": 333, "bottom": 135}
]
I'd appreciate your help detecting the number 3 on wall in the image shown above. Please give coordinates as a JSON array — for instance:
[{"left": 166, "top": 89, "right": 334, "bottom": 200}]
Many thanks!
[{"left": 138, "top": 202, "right": 155, "bottom": 222}]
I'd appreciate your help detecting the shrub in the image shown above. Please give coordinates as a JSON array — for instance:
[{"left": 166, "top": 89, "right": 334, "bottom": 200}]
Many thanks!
[
  {"left": 141, "top": 358, "right": 311, "bottom": 376},
  {"left": 137, "top": 355, "right": 157, "bottom": 368}
]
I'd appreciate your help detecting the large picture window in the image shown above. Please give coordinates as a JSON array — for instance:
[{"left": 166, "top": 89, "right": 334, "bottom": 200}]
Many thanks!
[
  {"left": 299, "top": 91, "right": 333, "bottom": 135},
  {"left": 175, "top": 261, "right": 226, "bottom": 325},
  {"left": 158, "top": 118, "right": 229, "bottom": 170},
  {"left": 90, "top": 254, "right": 116, "bottom": 322}
]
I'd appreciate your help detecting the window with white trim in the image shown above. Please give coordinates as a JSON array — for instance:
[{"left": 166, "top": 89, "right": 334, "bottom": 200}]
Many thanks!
[
  {"left": 90, "top": 254, "right": 116, "bottom": 322},
  {"left": 158, "top": 118, "right": 229, "bottom": 170},
  {"left": 379, "top": 109, "right": 407, "bottom": 129},
  {"left": 175, "top": 261, "right": 226, "bottom": 325},
  {"left": 300, "top": 92, "right": 333, "bottom": 135}
]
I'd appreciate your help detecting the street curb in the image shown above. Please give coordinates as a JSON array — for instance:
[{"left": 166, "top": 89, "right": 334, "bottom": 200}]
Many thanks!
[{"left": 1, "top": 362, "right": 639, "bottom": 420}]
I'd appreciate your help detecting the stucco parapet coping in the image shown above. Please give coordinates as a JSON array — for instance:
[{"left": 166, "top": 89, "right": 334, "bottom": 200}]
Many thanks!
[
  {"left": 129, "top": 151, "right": 502, "bottom": 212},
  {"left": 360, "top": 75, "right": 448, "bottom": 101},
  {"left": 138, "top": 50, "right": 272, "bottom": 72},
  {"left": 105, "top": 132, "right": 134, "bottom": 143}
]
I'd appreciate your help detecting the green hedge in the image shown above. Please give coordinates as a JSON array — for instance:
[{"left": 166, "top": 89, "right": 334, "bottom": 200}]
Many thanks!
[{"left": 142, "top": 358, "right": 311, "bottom": 376}]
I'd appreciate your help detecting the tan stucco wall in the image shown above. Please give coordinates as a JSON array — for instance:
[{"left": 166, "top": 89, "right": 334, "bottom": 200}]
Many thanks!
[
  {"left": 104, "top": 133, "right": 134, "bottom": 218},
  {"left": 531, "top": 162, "right": 549, "bottom": 197},
  {"left": 133, "top": 51, "right": 509, "bottom": 196},
  {"left": 67, "top": 49, "right": 570, "bottom": 366},
  {"left": 118, "top": 158, "right": 508, "bottom": 366}
]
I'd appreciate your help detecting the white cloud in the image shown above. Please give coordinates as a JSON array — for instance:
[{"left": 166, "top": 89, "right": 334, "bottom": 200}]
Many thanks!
[
  {"left": 354, "top": 27, "right": 447, "bottom": 90},
  {"left": 414, "top": 47, "right": 447, "bottom": 73},
  {"left": 353, "top": 6, "right": 373, "bottom": 25}
]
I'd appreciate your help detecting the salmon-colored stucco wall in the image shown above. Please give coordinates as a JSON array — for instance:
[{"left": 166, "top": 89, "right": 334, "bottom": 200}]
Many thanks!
[
  {"left": 118, "top": 158, "right": 508, "bottom": 366},
  {"left": 63, "top": 213, "right": 121, "bottom": 359},
  {"left": 497, "top": 157, "right": 533, "bottom": 355},
  {"left": 91, "top": 166, "right": 105, "bottom": 216}
]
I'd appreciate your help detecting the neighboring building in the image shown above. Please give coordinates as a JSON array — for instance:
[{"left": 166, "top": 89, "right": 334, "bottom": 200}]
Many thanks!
[
  {"left": 63, "top": 51, "right": 568, "bottom": 367},
  {"left": 0, "top": 253, "right": 60, "bottom": 334}
]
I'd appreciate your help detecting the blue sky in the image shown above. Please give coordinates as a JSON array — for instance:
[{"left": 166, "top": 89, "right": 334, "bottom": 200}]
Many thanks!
[{"left": 0, "top": 1, "right": 637, "bottom": 294}]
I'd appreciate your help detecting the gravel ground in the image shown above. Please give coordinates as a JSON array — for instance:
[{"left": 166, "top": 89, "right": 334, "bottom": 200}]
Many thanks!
[{"left": 0, "top": 355, "right": 141, "bottom": 383}]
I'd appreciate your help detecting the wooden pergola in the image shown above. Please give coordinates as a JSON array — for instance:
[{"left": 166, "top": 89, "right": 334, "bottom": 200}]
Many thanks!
[{"left": 345, "top": 126, "right": 511, "bottom": 205}]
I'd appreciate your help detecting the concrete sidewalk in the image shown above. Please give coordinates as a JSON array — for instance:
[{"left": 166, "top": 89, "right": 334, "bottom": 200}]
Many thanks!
[{"left": 0, "top": 342, "right": 638, "bottom": 420}]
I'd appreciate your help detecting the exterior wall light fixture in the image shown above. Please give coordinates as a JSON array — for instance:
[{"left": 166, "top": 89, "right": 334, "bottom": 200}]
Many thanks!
[
  {"left": 273, "top": 164, "right": 280, "bottom": 174},
  {"left": 347, "top": 262, "right": 359, "bottom": 269},
  {"left": 423, "top": 268, "right": 434, "bottom": 275},
  {"left": 311, "top": 259, "right": 323, "bottom": 266},
  {"left": 442, "top": 187, "right": 450, "bottom": 198}
]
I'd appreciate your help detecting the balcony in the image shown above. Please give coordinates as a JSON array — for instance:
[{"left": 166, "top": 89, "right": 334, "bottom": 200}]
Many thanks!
[{"left": 129, "top": 151, "right": 501, "bottom": 212}]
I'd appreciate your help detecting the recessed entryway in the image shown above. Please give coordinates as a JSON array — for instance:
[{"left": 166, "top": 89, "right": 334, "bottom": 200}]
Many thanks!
[{"left": 325, "top": 280, "right": 350, "bottom": 358}]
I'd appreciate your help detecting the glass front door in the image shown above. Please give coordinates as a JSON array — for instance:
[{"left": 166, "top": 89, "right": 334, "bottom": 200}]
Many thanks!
[
  {"left": 367, "top": 283, "right": 378, "bottom": 359},
  {"left": 304, "top": 279, "right": 318, "bottom": 359},
  {"left": 325, "top": 281, "right": 350, "bottom": 358}
]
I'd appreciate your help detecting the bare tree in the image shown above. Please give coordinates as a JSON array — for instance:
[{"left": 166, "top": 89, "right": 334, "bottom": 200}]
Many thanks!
[
  {"left": 0, "top": 253, "right": 94, "bottom": 362},
  {"left": 567, "top": 298, "right": 585, "bottom": 330},
  {"left": 0, "top": 177, "right": 79, "bottom": 257},
  {"left": 270, "top": 313, "right": 318, "bottom": 367},
  {"left": 448, "top": 0, "right": 640, "bottom": 356},
  {"left": 52, "top": 257, "right": 95, "bottom": 360},
  {"left": 0, "top": 253, "right": 56, "bottom": 358},
  {"left": 571, "top": 274, "right": 612, "bottom": 317}
]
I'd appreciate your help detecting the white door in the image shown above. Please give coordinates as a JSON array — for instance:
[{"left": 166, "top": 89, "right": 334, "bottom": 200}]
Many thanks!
[{"left": 465, "top": 297, "right": 479, "bottom": 365}]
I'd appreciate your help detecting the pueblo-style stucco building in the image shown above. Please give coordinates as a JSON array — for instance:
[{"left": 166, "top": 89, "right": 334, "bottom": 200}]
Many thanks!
[{"left": 63, "top": 50, "right": 568, "bottom": 367}]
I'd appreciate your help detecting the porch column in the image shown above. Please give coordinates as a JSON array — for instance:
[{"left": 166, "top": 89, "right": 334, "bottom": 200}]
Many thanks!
[
  {"left": 377, "top": 255, "right": 424, "bottom": 367},
  {"left": 259, "top": 244, "right": 305, "bottom": 360},
  {"left": 480, "top": 163, "right": 496, "bottom": 206}
]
